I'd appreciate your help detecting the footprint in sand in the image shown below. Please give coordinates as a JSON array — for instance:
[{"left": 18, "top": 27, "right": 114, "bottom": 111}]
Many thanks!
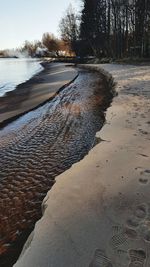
[
  {"left": 128, "top": 249, "right": 146, "bottom": 267},
  {"left": 139, "top": 178, "right": 148, "bottom": 185},
  {"left": 110, "top": 225, "right": 138, "bottom": 250},
  {"left": 127, "top": 217, "right": 140, "bottom": 228},
  {"left": 140, "top": 220, "right": 150, "bottom": 243},
  {"left": 127, "top": 203, "right": 150, "bottom": 244},
  {"left": 134, "top": 204, "right": 147, "bottom": 220},
  {"left": 127, "top": 204, "right": 148, "bottom": 231},
  {"left": 127, "top": 216, "right": 140, "bottom": 228},
  {"left": 89, "top": 249, "right": 113, "bottom": 267},
  {"left": 125, "top": 228, "right": 138, "bottom": 239},
  {"left": 110, "top": 226, "right": 128, "bottom": 250}
]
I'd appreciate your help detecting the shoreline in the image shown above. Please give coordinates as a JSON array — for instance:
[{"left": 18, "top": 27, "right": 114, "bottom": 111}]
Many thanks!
[
  {"left": 14, "top": 63, "right": 150, "bottom": 267},
  {"left": 0, "top": 59, "right": 44, "bottom": 98},
  {"left": 0, "top": 62, "right": 78, "bottom": 129},
  {"left": 0, "top": 67, "right": 114, "bottom": 267}
]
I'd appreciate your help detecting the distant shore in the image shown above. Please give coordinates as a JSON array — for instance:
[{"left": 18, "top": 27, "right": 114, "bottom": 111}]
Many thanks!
[{"left": 0, "top": 62, "right": 78, "bottom": 128}]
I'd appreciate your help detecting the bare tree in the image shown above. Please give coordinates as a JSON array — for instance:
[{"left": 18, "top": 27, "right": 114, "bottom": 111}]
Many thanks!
[
  {"left": 59, "top": 5, "right": 80, "bottom": 55},
  {"left": 42, "top": 33, "right": 59, "bottom": 55},
  {"left": 21, "top": 40, "right": 40, "bottom": 57}
]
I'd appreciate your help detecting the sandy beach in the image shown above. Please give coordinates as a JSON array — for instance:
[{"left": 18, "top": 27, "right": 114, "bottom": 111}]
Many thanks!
[
  {"left": 14, "top": 63, "right": 150, "bottom": 267},
  {"left": 0, "top": 63, "right": 78, "bottom": 127}
]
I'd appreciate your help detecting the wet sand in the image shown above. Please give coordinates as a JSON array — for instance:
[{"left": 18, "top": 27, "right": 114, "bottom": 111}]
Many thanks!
[
  {"left": 0, "top": 63, "right": 78, "bottom": 127},
  {"left": 0, "top": 69, "right": 113, "bottom": 267},
  {"left": 14, "top": 64, "right": 150, "bottom": 267}
]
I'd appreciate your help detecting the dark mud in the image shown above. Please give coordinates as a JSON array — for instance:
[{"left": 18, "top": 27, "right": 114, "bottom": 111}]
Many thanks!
[{"left": 0, "top": 70, "right": 113, "bottom": 266}]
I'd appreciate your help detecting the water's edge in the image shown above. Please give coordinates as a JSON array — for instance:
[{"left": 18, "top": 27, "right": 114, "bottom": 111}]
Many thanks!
[
  {"left": 0, "top": 59, "right": 44, "bottom": 97},
  {"left": 14, "top": 65, "right": 116, "bottom": 263},
  {"left": 0, "top": 63, "right": 78, "bottom": 129}
]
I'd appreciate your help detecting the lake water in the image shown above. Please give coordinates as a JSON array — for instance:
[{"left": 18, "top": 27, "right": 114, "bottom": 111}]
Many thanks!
[{"left": 0, "top": 58, "right": 43, "bottom": 97}]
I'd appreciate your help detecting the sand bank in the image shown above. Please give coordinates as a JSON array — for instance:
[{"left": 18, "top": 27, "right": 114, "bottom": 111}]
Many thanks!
[
  {"left": 0, "top": 63, "right": 78, "bottom": 127},
  {"left": 0, "top": 68, "right": 113, "bottom": 267},
  {"left": 14, "top": 64, "right": 150, "bottom": 267}
]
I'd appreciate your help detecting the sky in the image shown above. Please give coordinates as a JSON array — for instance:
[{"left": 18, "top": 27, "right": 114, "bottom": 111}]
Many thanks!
[{"left": 0, "top": 0, "right": 81, "bottom": 50}]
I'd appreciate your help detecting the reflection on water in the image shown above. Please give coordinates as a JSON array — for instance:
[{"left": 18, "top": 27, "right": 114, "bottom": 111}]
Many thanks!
[
  {"left": 0, "top": 70, "right": 113, "bottom": 266},
  {"left": 0, "top": 58, "right": 43, "bottom": 96}
]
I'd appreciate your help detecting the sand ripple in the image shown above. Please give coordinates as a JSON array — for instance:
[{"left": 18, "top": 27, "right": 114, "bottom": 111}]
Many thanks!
[{"left": 0, "top": 70, "right": 113, "bottom": 265}]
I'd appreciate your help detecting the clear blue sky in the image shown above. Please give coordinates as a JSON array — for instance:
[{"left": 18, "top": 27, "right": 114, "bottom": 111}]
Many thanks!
[{"left": 0, "top": 0, "right": 81, "bottom": 50}]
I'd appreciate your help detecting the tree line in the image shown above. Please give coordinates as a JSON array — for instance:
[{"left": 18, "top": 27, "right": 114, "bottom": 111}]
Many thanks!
[
  {"left": 1, "top": 1, "right": 149, "bottom": 59},
  {"left": 20, "top": 33, "right": 72, "bottom": 57},
  {"left": 0, "top": 33, "right": 72, "bottom": 58},
  {"left": 60, "top": 0, "right": 150, "bottom": 59}
]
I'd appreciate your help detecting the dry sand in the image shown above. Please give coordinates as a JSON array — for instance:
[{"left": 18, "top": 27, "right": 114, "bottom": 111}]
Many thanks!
[
  {"left": 14, "top": 64, "right": 150, "bottom": 267},
  {"left": 0, "top": 63, "right": 78, "bottom": 126}
]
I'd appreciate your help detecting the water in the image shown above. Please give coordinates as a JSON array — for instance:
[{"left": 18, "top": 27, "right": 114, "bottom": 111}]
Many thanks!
[
  {"left": 0, "top": 70, "right": 113, "bottom": 266},
  {"left": 0, "top": 58, "right": 43, "bottom": 96}
]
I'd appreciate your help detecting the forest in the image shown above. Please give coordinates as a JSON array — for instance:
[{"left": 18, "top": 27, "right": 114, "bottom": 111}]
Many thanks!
[{"left": 78, "top": 0, "right": 150, "bottom": 58}]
